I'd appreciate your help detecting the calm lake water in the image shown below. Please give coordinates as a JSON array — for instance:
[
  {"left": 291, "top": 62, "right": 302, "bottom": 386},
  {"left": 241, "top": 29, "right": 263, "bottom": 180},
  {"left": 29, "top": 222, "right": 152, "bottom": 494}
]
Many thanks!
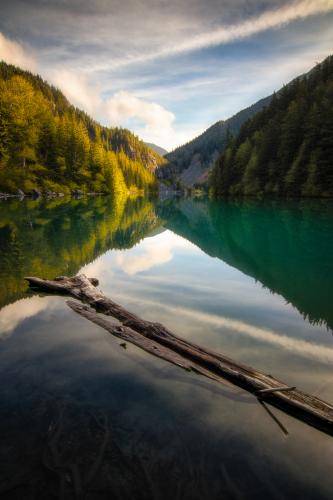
[{"left": 0, "top": 195, "right": 332, "bottom": 499}]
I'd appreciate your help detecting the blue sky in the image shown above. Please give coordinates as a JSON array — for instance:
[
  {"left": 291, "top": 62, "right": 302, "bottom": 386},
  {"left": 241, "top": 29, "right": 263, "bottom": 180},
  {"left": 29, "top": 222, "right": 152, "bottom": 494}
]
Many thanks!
[{"left": 0, "top": 0, "right": 332, "bottom": 150}]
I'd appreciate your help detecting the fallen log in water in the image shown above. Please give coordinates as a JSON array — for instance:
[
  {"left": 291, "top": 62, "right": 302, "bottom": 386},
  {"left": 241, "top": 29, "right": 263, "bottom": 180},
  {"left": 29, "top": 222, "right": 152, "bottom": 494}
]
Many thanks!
[{"left": 25, "top": 274, "right": 333, "bottom": 436}]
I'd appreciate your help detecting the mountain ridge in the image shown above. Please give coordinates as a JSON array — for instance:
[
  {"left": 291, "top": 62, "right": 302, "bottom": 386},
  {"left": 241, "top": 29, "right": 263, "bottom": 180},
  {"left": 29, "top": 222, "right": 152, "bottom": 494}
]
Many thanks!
[{"left": 162, "top": 95, "right": 272, "bottom": 187}]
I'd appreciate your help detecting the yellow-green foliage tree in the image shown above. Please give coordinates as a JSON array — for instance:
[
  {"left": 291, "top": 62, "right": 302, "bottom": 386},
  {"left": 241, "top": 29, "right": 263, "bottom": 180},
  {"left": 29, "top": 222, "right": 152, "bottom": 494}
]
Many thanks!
[{"left": 0, "top": 62, "right": 163, "bottom": 194}]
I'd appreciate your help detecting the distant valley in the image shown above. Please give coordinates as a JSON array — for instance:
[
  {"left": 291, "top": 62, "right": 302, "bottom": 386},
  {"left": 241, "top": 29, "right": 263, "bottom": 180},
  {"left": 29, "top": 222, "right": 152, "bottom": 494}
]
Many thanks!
[
  {"left": 0, "top": 56, "right": 332, "bottom": 199},
  {"left": 163, "top": 95, "right": 272, "bottom": 188}
]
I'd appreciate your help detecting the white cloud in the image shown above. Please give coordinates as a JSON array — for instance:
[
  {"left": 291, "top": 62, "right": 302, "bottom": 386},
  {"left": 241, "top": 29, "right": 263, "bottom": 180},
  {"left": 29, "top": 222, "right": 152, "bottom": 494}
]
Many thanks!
[
  {"left": 49, "top": 68, "right": 101, "bottom": 113},
  {"left": 175, "top": 306, "right": 333, "bottom": 365},
  {"left": 0, "top": 32, "right": 36, "bottom": 71},
  {"left": 42, "top": 69, "right": 179, "bottom": 148},
  {"left": 118, "top": 298, "right": 333, "bottom": 365},
  {"left": 1, "top": 0, "right": 332, "bottom": 151},
  {"left": 104, "top": 0, "right": 333, "bottom": 68},
  {"left": 116, "top": 230, "right": 198, "bottom": 275},
  {"left": 106, "top": 91, "right": 174, "bottom": 129},
  {"left": 106, "top": 90, "right": 176, "bottom": 146},
  {"left": 0, "top": 296, "right": 49, "bottom": 339}
]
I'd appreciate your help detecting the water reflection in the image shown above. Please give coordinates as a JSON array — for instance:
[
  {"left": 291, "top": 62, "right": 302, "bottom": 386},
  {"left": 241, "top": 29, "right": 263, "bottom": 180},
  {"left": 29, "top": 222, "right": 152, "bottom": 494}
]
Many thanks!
[
  {"left": 1, "top": 195, "right": 333, "bottom": 499},
  {"left": 115, "top": 230, "right": 197, "bottom": 275},
  {"left": 0, "top": 294, "right": 332, "bottom": 499},
  {"left": 160, "top": 198, "right": 333, "bottom": 331},
  {"left": 1, "top": 196, "right": 332, "bottom": 332},
  {"left": 0, "top": 196, "right": 161, "bottom": 309}
]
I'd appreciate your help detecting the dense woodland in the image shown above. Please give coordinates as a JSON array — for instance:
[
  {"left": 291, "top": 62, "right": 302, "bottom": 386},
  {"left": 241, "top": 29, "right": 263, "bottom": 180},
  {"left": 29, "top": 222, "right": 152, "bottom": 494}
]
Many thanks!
[
  {"left": 210, "top": 56, "right": 333, "bottom": 197},
  {"left": 1, "top": 56, "right": 333, "bottom": 198},
  {"left": 0, "top": 62, "right": 164, "bottom": 195}
]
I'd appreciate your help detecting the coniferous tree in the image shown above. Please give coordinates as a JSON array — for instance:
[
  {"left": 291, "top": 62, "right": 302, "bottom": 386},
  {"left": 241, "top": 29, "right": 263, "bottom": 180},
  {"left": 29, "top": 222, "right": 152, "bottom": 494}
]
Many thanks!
[
  {"left": 210, "top": 55, "right": 333, "bottom": 198},
  {"left": 0, "top": 62, "right": 164, "bottom": 194}
]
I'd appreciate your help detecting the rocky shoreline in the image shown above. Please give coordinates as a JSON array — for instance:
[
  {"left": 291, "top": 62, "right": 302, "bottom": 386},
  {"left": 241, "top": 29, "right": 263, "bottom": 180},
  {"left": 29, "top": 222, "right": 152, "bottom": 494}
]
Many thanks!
[{"left": 0, "top": 189, "right": 105, "bottom": 199}]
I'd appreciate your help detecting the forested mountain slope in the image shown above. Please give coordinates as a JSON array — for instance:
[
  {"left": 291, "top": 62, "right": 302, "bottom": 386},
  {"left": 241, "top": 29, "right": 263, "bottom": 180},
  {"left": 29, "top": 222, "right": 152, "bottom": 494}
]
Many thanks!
[
  {"left": 163, "top": 95, "right": 271, "bottom": 187},
  {"left": 210, "top": 56, "right": 333, "bottom": 198},
  {"left": 0, "top": 62, "right": 165, "bottom": 194}
]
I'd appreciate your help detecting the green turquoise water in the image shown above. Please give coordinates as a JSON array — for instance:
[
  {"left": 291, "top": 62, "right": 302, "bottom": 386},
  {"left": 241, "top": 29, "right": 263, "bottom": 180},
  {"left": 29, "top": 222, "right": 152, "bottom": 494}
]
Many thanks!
[{"left": 0, "top": 196, "right": 332, "bottom": 499}]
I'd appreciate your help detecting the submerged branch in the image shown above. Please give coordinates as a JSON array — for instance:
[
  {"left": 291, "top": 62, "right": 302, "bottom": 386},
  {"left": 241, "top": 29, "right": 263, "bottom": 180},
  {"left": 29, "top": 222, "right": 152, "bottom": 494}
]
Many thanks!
[{"left": 25, "top": 274, "right": 333, "bottom": 436}]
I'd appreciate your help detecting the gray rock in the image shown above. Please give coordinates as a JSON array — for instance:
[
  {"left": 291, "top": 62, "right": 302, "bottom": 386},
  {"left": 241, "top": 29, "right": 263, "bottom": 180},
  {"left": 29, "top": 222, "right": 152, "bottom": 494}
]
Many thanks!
[
  {"left": 31, "top": 188, "right": 42, "bottom": 198},
  {"left": 72, "top": 189, "right": 84, "bottom": 197}
]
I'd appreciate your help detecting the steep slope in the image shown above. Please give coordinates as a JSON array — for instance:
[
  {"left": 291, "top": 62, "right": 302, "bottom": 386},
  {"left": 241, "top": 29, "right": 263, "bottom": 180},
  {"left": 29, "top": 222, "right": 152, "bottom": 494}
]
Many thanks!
[
  {"left": 210, "top": 55, "right": 333, "bottom": 198},
  {"left": 163, "top": 95, "right": 272, "bottom": 187},
  {"left": 145, "top": 142, "right": 168, "bottom": 157},
  {"left": 0, "top": 62, "right": 165, "bottom": 194}
]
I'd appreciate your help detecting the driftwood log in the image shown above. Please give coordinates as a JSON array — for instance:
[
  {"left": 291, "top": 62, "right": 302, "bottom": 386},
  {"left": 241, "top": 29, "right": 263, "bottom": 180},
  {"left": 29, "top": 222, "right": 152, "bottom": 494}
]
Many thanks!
[{"left": 25, "top": 274, "right": 333, "bottom": 436}]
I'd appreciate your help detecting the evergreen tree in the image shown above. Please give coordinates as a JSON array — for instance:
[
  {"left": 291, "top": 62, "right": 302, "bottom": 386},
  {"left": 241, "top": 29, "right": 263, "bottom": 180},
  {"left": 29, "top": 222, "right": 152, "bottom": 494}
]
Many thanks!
[
  {"left": 210, "top": 55, "right": 333, "bottom": 198},
  {"left": 0, "top": 62, "right": 164, "bottom": 195}
]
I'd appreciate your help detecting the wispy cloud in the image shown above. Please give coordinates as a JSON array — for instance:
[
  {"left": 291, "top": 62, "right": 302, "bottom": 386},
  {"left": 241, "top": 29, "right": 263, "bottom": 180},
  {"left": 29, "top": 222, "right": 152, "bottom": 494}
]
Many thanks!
[
  {"left": 171, "top": 306, "right": 333, "bottom": 365},
  {"left": 115, "top": 297, "right": 333, "bottom": 365},
  {"left": 0, "top": 296, "right": 49, "bottom": 339},
  {"left": 0, "top": 32, "right": 36, "bottom": 70},
  {"left": 99, "top": 0, "right": 333, "bottom": 69},
  {"left": 49, "top": 68, "right": 101, "bottom": 114},
  {"left": 1, "top": 0, "right": 332, "bottom": 149}
]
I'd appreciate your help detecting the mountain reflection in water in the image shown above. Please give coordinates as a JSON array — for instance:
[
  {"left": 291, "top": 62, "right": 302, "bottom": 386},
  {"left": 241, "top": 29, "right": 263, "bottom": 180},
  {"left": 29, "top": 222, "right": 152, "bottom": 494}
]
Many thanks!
[
  {"left": 1, "top": 196, "right": 332, "bottom": 330},
  {"left": 0, "top": 195, "right": 332, "bottom": 500}
]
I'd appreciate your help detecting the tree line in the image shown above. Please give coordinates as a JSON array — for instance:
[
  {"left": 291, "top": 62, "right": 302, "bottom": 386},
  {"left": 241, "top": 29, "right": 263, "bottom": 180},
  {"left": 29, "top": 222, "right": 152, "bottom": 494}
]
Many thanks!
[
  {"left": 210, "top": 56, "right": 333, "bottom": 198},
  {"left": 0, "top": 62, "right": 164, "bottom": 195}
]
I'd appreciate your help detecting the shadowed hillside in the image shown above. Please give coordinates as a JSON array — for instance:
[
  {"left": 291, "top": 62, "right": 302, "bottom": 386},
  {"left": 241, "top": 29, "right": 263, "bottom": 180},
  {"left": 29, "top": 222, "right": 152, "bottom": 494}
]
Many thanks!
[
  {"left": 163, "top": 95, "right": 271, "bottom": 187},
  {"left": 211, "top": 56, "right": 333, "bottom": 197}
]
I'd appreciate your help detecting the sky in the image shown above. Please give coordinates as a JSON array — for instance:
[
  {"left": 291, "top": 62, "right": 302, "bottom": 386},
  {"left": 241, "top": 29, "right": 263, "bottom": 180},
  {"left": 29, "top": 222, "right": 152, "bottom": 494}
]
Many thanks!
[{"left": 0, "top": 0, "right": 332, "bottom": 150}]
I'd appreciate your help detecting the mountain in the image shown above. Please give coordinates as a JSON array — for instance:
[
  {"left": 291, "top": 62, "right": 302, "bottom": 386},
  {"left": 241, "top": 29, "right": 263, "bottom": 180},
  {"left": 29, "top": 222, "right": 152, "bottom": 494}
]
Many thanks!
[
  {"left": 0, "top": 62, "right": 165, "bottom": 195},
  {"left": 162, "top": 95, "right": 272, "bottom": 187},
  {"left": 145, "top": 142, "right": 168, "bottom": 157},
  {"left": 210, "top": 55, "right": 333, "bottom": 198}
]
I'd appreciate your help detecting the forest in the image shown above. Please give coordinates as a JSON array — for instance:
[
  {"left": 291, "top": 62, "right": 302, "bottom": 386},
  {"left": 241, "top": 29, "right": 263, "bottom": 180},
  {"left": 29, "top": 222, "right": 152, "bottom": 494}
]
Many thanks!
[
  {"left": 165, "top": 95, "right": 271, "bottom": 178},
  {"left": 0, "top": 62, "right": 164, "bottom": 195},
  {"left": 210, "top": 56, "right": 333, "bottom": 198}
]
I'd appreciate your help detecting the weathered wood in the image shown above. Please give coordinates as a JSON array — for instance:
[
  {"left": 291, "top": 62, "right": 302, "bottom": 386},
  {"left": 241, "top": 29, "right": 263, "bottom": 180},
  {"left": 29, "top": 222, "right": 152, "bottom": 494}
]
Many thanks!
[
  {"left": 256, "top": 386, "right": 296, "bottom": 395},
  {"left": 25, "top": 274, "right": 333, "bottom": 436},
  {"left": 67, "top": 300, "right": 223, "bottom": 383}
]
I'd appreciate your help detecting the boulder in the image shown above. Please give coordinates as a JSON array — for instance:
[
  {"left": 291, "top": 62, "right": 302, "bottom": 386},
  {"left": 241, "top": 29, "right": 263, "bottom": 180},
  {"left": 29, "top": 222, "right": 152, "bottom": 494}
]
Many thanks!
[
  {"left": 72, "top": 189, "right": 84, "bottom": 197},
  {"left": 31, "top": 188, "right": 42, "bottom": 198}
]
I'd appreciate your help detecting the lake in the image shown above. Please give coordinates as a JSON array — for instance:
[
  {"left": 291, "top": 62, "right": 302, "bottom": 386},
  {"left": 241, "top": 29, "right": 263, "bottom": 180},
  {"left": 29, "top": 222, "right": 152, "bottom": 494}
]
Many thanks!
[{"left": 0, "top": 195, "right": 332, "bottom": 499}]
